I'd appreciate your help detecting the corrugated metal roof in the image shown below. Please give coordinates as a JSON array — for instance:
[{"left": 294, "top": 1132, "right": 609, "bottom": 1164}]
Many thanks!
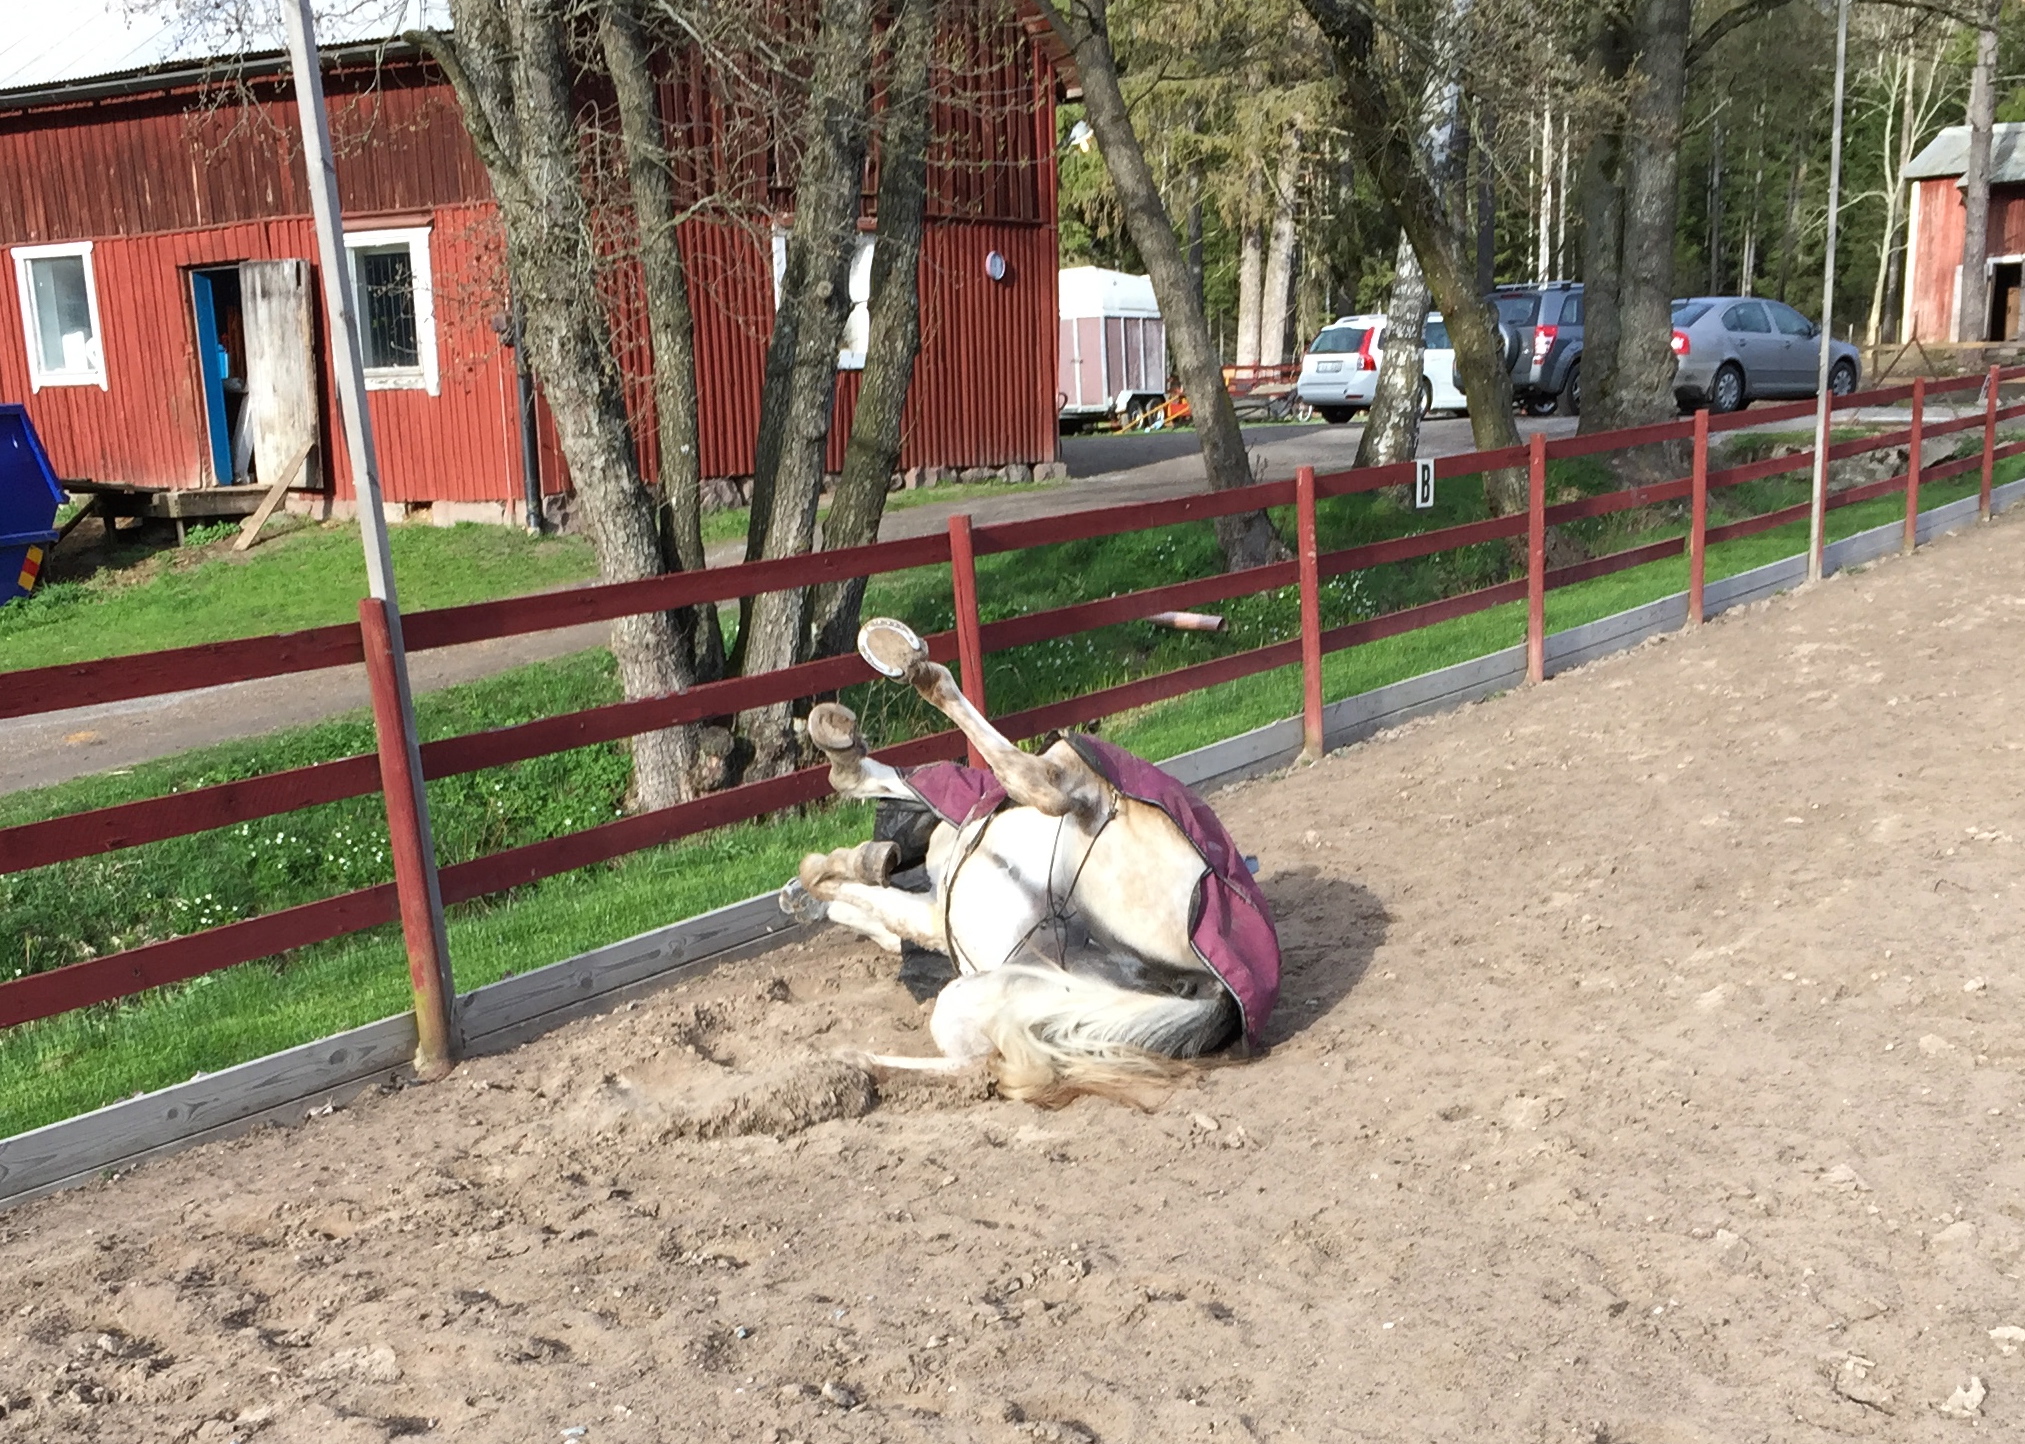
[
  {"left": 1904, "top": 123, "right": 2025, "bottom": 182},
  {"left": 0, "top": 0, "right": 446, "bottom": 95}
]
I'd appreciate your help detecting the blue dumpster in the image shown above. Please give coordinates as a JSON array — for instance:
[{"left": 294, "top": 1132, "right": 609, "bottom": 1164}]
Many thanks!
[{"left": 0, "top": 404, "right": 65, "bottom": 605}]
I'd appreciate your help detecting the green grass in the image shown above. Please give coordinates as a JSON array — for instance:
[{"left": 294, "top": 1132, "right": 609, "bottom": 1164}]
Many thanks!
[
  {"left": 1, "top": 438, "right": 2016, "bottom": 1137},
  {"left": 0, "top": 522, "right": 597, "bottom": 671}
]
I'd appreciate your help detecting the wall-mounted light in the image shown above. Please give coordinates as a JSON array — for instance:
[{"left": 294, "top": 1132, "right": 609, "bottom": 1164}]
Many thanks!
[{"left": 985, "top": 250, "right": 1009, "bottom": 283}]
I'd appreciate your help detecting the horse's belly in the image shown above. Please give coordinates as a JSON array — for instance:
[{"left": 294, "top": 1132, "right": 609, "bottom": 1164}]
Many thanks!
[{"left": 940, "top": 809, "right": 1058, "bottom": 972}]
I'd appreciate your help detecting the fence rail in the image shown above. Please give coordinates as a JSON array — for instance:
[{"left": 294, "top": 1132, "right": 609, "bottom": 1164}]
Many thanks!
[{"left": 4, "top": 367, "right": 2022, "bottom": 1038}]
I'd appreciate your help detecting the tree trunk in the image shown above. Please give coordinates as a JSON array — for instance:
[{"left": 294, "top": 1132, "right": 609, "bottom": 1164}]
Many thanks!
[
  {"left": 1574, "top": 13, "right": 1629, "bottom": 434},
  {"left": 1355, "top": 231, "right": 1428, "bottom": 468},
  {"left": 735, "top": 0, "right": 876, "bottom": 777},
  {"left": 1606, "top": 0, "right": 1691, "bottom": 429},
  {"left": 1475, "top": 105, "right": 1497, "bottom": 293},
  {"left": 1866, "top": 55, "right": 1907, "bottom": 349},
  {"left": 1259, "top": 129, "right": 1301, "bottom": 366},
  {"left": 1957, "top": 10, "right": 1998, "bottom": 341},
  {"left": 1299, "top": 0, "right": 1523, "bottom": 513},
  {"left": 1235, "top": 217, "right": 1264, "bottom": 366},
  {"left": 1046, "top": 0, "right": 1283, "bottom": 568},
  {"left": 1706, "top": 115, "right": 1723, "bottom": 295},
  {"left": 599, "top": 0, "right": 722, "bottom": 683},
  {"left": 1775, "top": 149, "right": 1804, "bottom": 303},
  {"left": 810, "top": 0, "right": 935, "bottom": 663},
  {"left": 417, "top": 1, "right": 698, "bottom": 811},
  {"left": 1577, "top": 0, "right": 1689, "bottom": 436}
]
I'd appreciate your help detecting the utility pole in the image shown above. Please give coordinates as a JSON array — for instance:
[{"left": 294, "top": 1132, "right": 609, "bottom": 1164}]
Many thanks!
[{"left": 281, "top": 0, "right": 457, "bottom": 1077}]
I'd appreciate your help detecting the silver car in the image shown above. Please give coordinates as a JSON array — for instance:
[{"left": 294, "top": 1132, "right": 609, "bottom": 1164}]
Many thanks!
[{"left": 1670, "top": 296, "right": 1861, "bottom": 413}]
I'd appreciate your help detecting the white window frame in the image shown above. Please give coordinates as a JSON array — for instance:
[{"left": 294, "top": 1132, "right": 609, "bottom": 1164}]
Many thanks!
[
  {"left": 12, "top": 241, "right": 107, "bottom": 392},
  {"left": 770, "top": 230, "right": 876, "bottom": 371},
  {"left": 343, "top": 225, "right": 439, "bottom": 395}
]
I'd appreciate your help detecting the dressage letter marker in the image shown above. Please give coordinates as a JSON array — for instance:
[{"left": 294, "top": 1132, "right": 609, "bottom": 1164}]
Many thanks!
[{"left": 1413, "top": 459, "right": 1435, "bottom": 510}]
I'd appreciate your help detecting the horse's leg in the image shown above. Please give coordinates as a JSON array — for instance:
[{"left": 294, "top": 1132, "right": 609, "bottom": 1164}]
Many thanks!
[
  {"left": 806, "top": 701, "right": 916, "bottom": 803},
  {"left": 858, "top": 625, "right": 1102, "bottom": 820},
  {"left": 821, "top": 881, "right": 946, "bottom": 955}
]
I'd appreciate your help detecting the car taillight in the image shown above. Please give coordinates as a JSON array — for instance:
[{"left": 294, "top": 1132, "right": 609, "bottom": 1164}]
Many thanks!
[
  {"left": 1531, "top": 324, "right": 1557, "bottom": 365},
  {"left": 1671, "top": 330, "right": 1690, "bottom": 356},
  {"left": 1347, "top": 354, "right": 1369, "bottom": 371}
]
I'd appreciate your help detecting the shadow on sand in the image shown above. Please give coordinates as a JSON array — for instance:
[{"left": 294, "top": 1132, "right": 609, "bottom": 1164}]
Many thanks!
[{"left": 1254, "top": 866, "right": 1390, "bottom": 1049}]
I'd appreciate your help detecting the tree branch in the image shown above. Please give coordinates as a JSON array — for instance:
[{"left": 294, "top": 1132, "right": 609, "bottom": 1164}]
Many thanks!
[
  {"left": 1685, "top": 0, "right": 1792, "bottom": 70},
  {"left": 402, "top": 27, "right": 515, "bottom": 174}
]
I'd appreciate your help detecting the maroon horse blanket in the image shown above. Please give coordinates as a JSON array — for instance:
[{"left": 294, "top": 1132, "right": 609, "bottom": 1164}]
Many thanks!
[{"left": 901, "top": 735, "right": 1281, "bottom": 1044}]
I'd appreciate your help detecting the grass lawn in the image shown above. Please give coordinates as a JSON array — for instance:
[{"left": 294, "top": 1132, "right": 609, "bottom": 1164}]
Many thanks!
[
  {"left": 1, "top": 437, "right": 2015, "bottom": 1137},
  {"left": 2, "top": 480, "right": 1067, "bottom": 675},
  {"left": 0, "top": 521, "right": 599, "bottom": 672}
]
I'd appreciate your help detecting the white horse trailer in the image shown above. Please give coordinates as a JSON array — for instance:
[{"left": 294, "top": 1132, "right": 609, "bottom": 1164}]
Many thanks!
[{"left": 1057, "top": 267, "right": 1168, "bottom": 428}]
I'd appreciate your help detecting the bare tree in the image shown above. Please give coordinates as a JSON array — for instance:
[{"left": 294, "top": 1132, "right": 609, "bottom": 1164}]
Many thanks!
[
  {"left": 1298, "top": 0, "right": 1526, "bottom": 510},
  {"left": 734, "top": 0, "right": 877, "bottom": 776},
  {"left": 599, "top": 0, "right": 721, "bottom": 677},
  {"left": 412, "top": 0, "right": 701, "bottom": 809},
  {"left": 811, "top": 0, "right": 937, "bottom": 661},
  {"left": 1044, "top": 0, "right": 1286, "bottom": 569}
]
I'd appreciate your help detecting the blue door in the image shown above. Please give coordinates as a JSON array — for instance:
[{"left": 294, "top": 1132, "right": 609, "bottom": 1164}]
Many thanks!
[{"left": 190, "top": 271, "right": 234, "bottom": 484}]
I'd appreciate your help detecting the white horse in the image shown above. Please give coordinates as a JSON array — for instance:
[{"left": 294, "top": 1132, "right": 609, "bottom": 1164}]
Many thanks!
[{"left": 782, "top": 619, "right": 1280, "bottom": 1105}]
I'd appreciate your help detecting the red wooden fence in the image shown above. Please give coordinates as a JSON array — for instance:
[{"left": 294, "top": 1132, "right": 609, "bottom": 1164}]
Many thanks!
[{"left": 3, "top": 367, "right": 2022, "bottom": 1039}]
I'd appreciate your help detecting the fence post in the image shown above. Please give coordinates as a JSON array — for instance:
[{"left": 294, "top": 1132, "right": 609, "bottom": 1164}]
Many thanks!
[
  {"left": 1983, "top": 364, "right": 2000, "bottom": 522},
  {"left": 1296, "top": 465, "right": 1325, "bottom": 762},
  {"left": 1688, "top": 408, "right": 1709, "bottom": 627},
  {"left": 1903, "top": 374, "right": 1924, "bottom": 555},
  {"left": 358, "top": 597, "right": 456, "bottom": 1079},
  {"left": 947, "top": 513, "right": 988, "bottom": 769},
  {"left": 1526, "top": 431, "right": 1547, "bottom": 684}
]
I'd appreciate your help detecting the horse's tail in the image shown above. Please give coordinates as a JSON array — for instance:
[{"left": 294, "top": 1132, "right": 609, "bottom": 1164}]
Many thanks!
[{"left": 979, "top": 963, "right": 1239, "bottom": 1109}]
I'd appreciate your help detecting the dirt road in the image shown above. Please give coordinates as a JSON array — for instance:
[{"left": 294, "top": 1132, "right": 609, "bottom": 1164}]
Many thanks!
[{"left": 2, "top": 485, "right": 2019, "bottom": 1441}]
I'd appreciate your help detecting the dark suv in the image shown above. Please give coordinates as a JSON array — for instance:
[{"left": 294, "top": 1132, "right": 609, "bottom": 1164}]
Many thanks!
[{"left": 1489, "top": 282, "right": 1583, "bottom": 416}]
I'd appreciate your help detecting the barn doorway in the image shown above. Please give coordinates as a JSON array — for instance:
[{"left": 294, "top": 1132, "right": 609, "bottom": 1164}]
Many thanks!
[
  {"left": 189, "top": 266, "right": 248, "bottom": 484},
  {"left": 1989, "top": 259, "right": 2023, "bottom": 342}
]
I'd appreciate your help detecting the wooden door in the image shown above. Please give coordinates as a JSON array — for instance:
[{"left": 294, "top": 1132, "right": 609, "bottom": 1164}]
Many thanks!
[{"left": 239, "top": 260, "right": 319, "bottom": 487}]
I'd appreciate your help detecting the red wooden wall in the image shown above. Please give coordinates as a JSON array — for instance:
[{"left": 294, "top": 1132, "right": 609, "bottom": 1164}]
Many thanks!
[
  {"left": 0, "top": 15, "right": 1059, "bottom": 504},
  {"left": 1907, "top": 176, "right": 2025, "bottom": 341}
]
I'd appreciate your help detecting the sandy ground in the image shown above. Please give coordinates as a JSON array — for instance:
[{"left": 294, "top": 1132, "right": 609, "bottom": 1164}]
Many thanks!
[{"left": 3, "top": 504, "right": 2023, "bottom": 1444}]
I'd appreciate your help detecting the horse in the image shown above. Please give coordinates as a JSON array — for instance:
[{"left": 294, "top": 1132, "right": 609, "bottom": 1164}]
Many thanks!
[{"left": 780, "top": 618, "right": 1281, "bottom": 1105}]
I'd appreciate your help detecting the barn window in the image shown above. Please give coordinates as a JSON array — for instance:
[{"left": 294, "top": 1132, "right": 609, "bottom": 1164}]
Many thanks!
[
  {"left": 11, "top": 241, "right": 106, "bottom": 391},
  {"left": 343, "top": 227, "right": 439, "bottom": 395},
  {"left": 770, "top": 231, "right": 877, "bottom": 370}
]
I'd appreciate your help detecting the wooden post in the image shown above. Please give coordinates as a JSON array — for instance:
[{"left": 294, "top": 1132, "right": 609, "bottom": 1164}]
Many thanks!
[
  {"left": 1982, "top": 363, "right": 2000, "bottom": 522},
  {"left": 948, "top": 513, "right": 988, "bottom": 769},
  {"left": 1295, "top": 465, "right": 1324, "bottom": 762},
  {"left": 359, "top": 598, "right": 456, "bottom": 1078},
  {"left": 1903, "top": 375, "right": 1924, "bottom": 554},
  {"left": 1688, "top": 409, "right": 1709, "bottom": 626},
  {"left": 1526, "top": 431, "right": 1547, "bottom": 684}
]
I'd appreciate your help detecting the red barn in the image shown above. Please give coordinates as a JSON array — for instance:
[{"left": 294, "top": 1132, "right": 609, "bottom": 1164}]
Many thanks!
[
  {"left": 0, "top": 5, "right": 1068, "bottom": 523},
  {"left": 1904, "top": 122, "right": 2025, "bottom": 344}
]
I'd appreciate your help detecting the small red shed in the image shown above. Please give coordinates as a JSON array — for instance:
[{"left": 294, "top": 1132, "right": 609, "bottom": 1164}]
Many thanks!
[
  {"left": 1903, "top": 122, "right": 2025, "bottom": 343},
  {"left": 0, "top": 4, "right": 1068, "bottom": 523}
]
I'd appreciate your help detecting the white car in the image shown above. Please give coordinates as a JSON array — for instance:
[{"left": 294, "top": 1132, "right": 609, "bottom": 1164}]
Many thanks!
[{"left": 1295, "top": 312, "right": 1469, "bottom": 423}]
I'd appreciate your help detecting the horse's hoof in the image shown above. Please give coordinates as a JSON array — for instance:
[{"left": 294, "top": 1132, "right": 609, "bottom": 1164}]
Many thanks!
[
  {"left": 808, "top": 701, "right": 863, "bottom": 755},
  {"left": 858, "top": 617, "right": 928, "bottom": 679},
  {"left": 779, "top": 880, "right": 828, "bottom": 924}
]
